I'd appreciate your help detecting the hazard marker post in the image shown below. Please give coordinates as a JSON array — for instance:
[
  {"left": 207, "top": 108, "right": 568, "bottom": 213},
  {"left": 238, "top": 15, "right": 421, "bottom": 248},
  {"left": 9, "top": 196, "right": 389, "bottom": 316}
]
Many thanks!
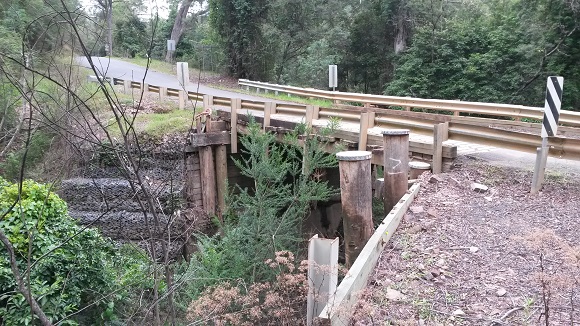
[{"left": 531, "top": 76, "right": 564, "bottom": 194}]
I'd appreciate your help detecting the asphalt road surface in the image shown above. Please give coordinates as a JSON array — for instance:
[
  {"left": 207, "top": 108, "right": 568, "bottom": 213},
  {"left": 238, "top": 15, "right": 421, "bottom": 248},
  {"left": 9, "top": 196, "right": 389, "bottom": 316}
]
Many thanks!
[
  {"left": 76, "top": 57, "right": 580, "bottom": 177},
  {"left": 76, "top": 56, "right": 270, "bottom": 102}
]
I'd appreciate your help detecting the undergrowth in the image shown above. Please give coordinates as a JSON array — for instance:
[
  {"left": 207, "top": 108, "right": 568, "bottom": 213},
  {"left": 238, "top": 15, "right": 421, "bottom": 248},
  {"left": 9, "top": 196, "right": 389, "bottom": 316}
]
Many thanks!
[{"left": 176, "top": 117, "right": 340, "bottom": 322}]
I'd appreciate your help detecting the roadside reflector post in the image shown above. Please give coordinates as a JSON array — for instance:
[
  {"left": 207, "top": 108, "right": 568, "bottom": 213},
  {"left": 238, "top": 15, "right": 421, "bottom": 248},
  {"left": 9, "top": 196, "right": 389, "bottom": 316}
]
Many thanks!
[
  {"left": 306, "top": 235, "right": 339, "bottom": 326},
  {"left": 337, "top": 151, "right": 374, "bottom": 268},
  {"left": 532, "top": 76, "right": 564, "bottom": 194},
  {"left": 176, "top": 61, "right": 189, "bottom": 87},
  {"left": 382, "top": 129, "right": 410, "bottom": 213},
  {"left": 328, "top": 64, "right": 338, "bottom": 92}
]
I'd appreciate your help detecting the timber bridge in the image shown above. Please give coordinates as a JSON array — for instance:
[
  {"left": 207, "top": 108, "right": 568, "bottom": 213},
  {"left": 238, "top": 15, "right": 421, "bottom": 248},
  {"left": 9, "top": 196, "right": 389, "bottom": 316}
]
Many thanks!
[
  {"left": 90, "top": 75, "right": 580, "bottom": 212},
  {"left": 85, "top": 75, "right": 580, "bottom": 325}
]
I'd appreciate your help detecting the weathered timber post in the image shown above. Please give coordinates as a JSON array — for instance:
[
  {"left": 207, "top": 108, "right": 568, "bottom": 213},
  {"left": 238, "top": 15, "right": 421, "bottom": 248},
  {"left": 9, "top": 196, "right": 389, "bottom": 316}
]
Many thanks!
[
  {"left": 382, "top": 129, "right": 410, "bottom": 214},
  {"left": 123, "top": 80, "right": 132, "bottom": 94},
  {"left": 199, "top": 146, "right": 216, "bottom": 216},
  {"left": 230, "top": 98, "right": 240, "bottom": 153},
  {"left": 215, "top": 144, "right": 227, "bottom": 219},
  {"left": 305, "top": 105, "right": 315, "bottom": 129},
  {"left": 432, "top": 122, "right": 448, "bottom": 174},
  {"left": 263, "top": 102, "right": 275, "bottom": 131},
  {"left": 357, "top": 112, "right": 375, "bottom": 151},
  {"left": 178, "top": 90, "right": 186, "bottom": 109},
  {"left": 203, "top": 94, "right": 214, "bottom": 110},
  {"left": 337, "top": 151, "right": 374, "bottom": 268},
  {"left": 159, "top": 86, "right": 167, "bottom": 100}
]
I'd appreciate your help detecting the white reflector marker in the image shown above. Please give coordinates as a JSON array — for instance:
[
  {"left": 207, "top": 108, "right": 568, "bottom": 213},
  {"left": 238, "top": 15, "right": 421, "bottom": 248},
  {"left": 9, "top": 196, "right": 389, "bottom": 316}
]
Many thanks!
[{"left": 541, "top": 76, "right": 564, "bottom": 138}]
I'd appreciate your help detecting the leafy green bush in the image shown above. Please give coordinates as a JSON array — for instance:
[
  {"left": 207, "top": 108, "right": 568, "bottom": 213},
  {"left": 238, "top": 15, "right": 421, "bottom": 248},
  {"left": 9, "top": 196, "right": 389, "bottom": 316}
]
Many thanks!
[
  {"left": 0, "top": 178, "right": 151, "bottom": 325},
  {"left": 178, "top": 118, "right": 339, "bottom": 299},
  {"left": 1, "top": 131, "right": 55, "bottom": 182}
]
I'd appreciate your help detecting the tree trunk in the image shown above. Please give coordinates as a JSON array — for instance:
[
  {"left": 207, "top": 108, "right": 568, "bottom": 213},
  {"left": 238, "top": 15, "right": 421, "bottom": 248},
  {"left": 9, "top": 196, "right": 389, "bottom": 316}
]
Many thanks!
[
  {"left": 106, "top": 0, "right": 113, "bottom": 56},
  {"left": 97, "top": 0, "right": 113, "bottom": 56},
  {"left": 165, "top": 0, "right": 195, "bottom": 62}
]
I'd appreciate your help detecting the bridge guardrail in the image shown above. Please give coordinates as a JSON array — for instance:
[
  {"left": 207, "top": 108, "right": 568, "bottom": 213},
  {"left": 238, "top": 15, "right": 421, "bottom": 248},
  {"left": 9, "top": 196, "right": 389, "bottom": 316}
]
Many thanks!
[
  {"left": 93, "top": 76, "right": 580, "bottom": 162},
  {"left": 238, "top": 79, "right": 580, "bottom": 127}
]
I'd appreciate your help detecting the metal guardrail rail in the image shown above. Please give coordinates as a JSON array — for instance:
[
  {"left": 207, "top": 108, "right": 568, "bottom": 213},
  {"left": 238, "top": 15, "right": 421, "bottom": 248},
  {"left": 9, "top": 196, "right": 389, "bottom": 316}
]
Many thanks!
[
  {"left": 238, "top": 79, "right": 580, "bottom": 127},
  {"left": 104, "top": 77, "right": 580, "bottom": 161}
]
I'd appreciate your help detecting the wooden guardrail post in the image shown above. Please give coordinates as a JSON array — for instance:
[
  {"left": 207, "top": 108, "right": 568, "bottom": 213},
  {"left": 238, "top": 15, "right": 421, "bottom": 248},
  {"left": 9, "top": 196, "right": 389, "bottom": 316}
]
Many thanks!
[
  {"left": 203, "top": 95, "right": 214, "bottom": 111},
  {"left": 305, "top": 105, "right": 314, "bottom": 129},
  {"left": 143, "top": 83, "right": 149, "bottom": 93},
  {"left": 263, "top": 102, "right": 275, "bottom": 130},
  {"left": 159, "top": 86, "right": 167, "bottom": 100},
  {"left": 337, "top": 151, "right": 374, "bottom": 268},
  {"left": 358, "top": 113, "right": 370, "bottom": 151},
  {"left": 357, "top": 112, "right": 375, "bottom": 151},
  {"left": 123, "top": 80, "right": 132, "bottom": 94},
  {"left": 178, "top": 90, "right": 186, "bottom": 109},
  {"left": 230, "top": 98, "right": 241, "bottom": 153},
  {"left": 432, "top": 122, "right": 448, "bottom": 174},
  {"left": 312, "top": 105, "right": 320, "bottom": 120},
  {"left": 382, "top": 130, "right": 410, "bottom": 213}
]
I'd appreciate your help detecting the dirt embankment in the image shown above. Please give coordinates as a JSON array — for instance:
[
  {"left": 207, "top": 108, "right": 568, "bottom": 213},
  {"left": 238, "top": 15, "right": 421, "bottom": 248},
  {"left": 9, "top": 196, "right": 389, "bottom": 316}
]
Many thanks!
[{"left": 354, "top": 157, "right": 580, "bottom": 325}]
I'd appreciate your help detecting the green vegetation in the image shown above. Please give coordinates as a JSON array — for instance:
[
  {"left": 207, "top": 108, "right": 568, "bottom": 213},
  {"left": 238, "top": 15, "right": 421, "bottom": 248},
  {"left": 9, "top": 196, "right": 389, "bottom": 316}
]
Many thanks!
[
  {"left": 116, "top": 57, "right": 175, "bottom": 75},
  {"left": 0, "top": 132, "right": 55, "bottom": 182},
  {"left": 236, "top": 88, "right": 335, "bottom": 108},
  {"left": 0, "top": 178, "right": 152, "bottom": 325},
  {"left": 106, "top": 109, "right": 194, "bottom": 138},
  {"left": 179, "top": 118, "right": 338, "bottom": 297}
]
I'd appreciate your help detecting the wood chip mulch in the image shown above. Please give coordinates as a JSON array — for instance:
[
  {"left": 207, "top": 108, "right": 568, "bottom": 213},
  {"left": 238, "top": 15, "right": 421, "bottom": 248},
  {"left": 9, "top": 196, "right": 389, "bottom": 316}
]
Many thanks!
[{"left": 353, "top": 157, "right": 580, "bottom": 325}]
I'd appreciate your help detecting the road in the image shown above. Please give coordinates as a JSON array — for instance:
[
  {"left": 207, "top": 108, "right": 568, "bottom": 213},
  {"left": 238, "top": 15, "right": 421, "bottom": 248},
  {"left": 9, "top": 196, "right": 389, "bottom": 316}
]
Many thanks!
[
  {"left": 77, "top": 57, "right": 580, "bottom": 177},
  {"left": 76, "top": 56, "right": 271, "bottom": 102}
]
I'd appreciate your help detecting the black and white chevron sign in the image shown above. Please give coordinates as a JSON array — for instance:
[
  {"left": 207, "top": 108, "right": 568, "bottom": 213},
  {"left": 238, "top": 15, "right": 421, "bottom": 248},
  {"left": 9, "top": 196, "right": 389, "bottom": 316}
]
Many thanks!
[{"left": 541, "top": 76, "right": 564, "bottom": 138}]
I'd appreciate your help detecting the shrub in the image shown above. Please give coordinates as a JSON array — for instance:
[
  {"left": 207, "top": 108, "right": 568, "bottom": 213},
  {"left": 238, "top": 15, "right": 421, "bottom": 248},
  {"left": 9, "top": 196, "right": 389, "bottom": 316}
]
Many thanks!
[
  {"left": 176, "top": 117, "right": 340, "bottom": 315},
  {"left": 186, "top": 251, "right": 308, "bottom": 325},
  {"left": 0, "top": 178, "right": 151, "bottom": 325}
]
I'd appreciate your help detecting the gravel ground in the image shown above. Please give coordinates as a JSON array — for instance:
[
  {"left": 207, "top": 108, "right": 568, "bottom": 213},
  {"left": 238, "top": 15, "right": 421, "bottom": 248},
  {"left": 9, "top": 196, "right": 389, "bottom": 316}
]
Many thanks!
[{"left": 353, "top": 156, "right": 580, "bottom": 325}]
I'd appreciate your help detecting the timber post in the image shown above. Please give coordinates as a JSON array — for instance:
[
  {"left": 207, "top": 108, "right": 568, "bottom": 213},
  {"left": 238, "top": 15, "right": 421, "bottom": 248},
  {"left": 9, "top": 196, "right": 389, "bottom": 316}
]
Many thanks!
[
  {"left": 382, "top": 129, "right": 410, "bottom": 214},
  {"left": 432, "top": 122, "right": 448, "bottom": 174},
  {"left": 336, "top": 151, "right": 374, "bottom": 268},
  {"left": 123, "top": 80, "right": 132, "bottom": 94}
]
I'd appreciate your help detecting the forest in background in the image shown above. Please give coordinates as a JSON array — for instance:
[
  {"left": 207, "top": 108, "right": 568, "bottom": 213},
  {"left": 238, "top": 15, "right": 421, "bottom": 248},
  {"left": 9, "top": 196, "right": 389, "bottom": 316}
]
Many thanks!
[
  {"left": 57, "top": 0, "right": 580, "bottom": 110},
  {"left": 0, "top": 0, "right": 579, "bottom": 324}
]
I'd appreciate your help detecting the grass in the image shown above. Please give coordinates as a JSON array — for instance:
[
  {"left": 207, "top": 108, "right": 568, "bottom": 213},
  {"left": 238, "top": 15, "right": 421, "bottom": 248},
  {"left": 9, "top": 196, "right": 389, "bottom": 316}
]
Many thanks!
[
  {"left": 106, "top": 109, "right": 196, "bottom": 138},
  {"left": 235, "top": 88, "right": 335, "bottom": 107},
  {"left": 116, "top": 57, "right": 175, "bottom": 75},
  {"left": 116, "top": 56, "right": 221, "bottom": 80}
]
